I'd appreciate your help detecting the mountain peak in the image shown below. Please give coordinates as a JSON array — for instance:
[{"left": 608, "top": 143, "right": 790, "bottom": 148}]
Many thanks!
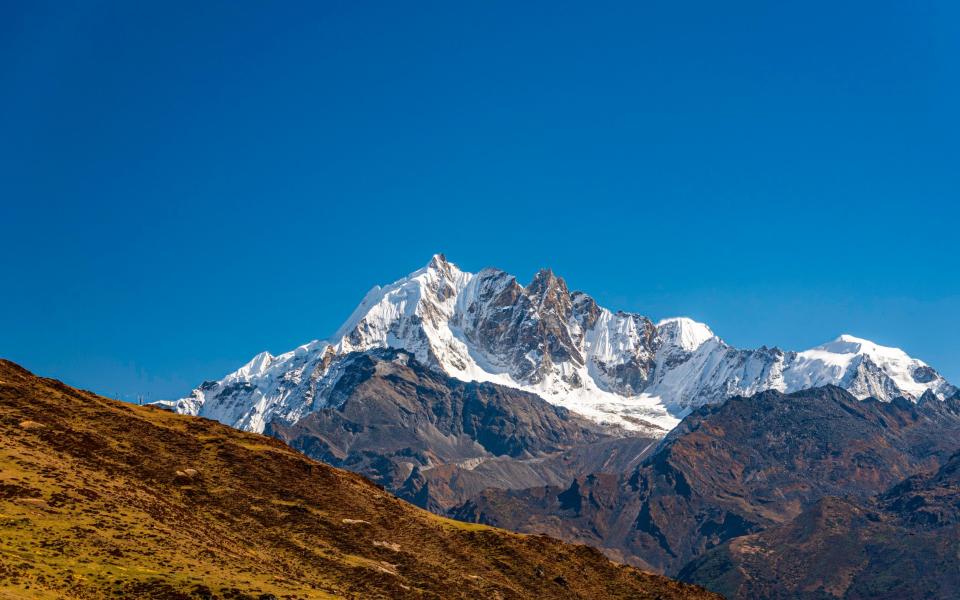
[
  {"left": 233, "top": 350, "right": 274, "bottom": 380},
  {"left": 427, "top": 252, "right": 449, "bottom": 270},
  {"left": 422, "top": 252, "right": 468, "bottom": 286},
  {"left": 831, "top": 334, "right": 871, "bottom": 352},
  {"left": 837, "top": 333, "right": 869, "bottom": 343},
  {"left": 657, "top": 317, "right": 716, "bottom": 352},
  {"left": 534, "top": 266, "right": 554, "bottom": 277},
  {"left": 817, "top": 334, "right": 903, "bottom": 358},
  {"left": 526, "top": 267, "right": 568, "bottom": 298},
  {"left": 791, "top": 334, "right": 953, "bottom": 402}
]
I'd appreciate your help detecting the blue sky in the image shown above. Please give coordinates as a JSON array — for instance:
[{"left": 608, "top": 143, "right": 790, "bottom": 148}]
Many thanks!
[{"left": 2, "top": 1, "right": 958, "bottom": 400}]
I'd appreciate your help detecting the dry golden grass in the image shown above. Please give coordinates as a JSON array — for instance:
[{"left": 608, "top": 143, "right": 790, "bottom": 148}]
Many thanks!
[{"left": 0, "top": 359, "right": 720, "bottom": 600}]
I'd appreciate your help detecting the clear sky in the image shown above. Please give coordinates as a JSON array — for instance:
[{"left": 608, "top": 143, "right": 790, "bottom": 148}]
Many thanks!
[{"left": 2, "top": 1, "right": 958, "bottom": 401}]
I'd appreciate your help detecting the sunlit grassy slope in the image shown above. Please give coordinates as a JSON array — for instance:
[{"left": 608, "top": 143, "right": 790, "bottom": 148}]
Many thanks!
[{"left": 0, "top": 359, "right": 718, "bottom": 600}]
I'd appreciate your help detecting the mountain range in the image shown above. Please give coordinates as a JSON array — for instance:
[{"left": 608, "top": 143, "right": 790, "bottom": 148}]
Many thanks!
[
  {"left": 4, "top": 254, "right": 957, "bottom": 599},
  {"left": 140, "top": 255, "right": 960, "bottom": 598},
  {"left": 158, "top": 254, "right": 956, "bottom": 436}
]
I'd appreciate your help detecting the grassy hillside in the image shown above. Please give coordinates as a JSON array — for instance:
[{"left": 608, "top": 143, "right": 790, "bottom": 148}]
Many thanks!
[{"left": 0, "top": 359, "right": 718, "bottom": 600}]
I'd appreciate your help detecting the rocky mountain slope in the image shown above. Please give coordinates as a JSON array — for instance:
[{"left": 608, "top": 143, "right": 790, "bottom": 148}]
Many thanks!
[
  {"left": 265, "top": 349, "right": 658, "bottom": 512},
  {"left": 158, "top": 255, "right": 955, "bottom": 435},
  {"left": 452, "top": 387, "right": 960, "bottom": 575},
  {"left": 679, "top": 447, "right": 960, "bottom": 599},
  {"left": 0, "top": 359, "right": 718, "bottom": 600}
]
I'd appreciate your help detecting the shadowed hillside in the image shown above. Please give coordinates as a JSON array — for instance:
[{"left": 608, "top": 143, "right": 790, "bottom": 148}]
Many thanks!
[
  {"left": 454, "top": 387, "right": 960, "bottom": 574},
  {"left": 0, "top": 359, "right": 718, "bottom": 600},
  {"left": 679, "top": 450, "right": 960, "bottom": 599}
]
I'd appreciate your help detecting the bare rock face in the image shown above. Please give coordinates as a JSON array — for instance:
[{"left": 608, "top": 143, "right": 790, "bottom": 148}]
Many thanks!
[
  {"left": 266, "top": 349, "right": 656, "bottom": 512},
  {"left": 523, "top": 269, "right": 581, "bottom": 367},
  {"left": 454, "top": 265, "right": 660, "bottom": 396},
  {"left": 458, "top": 268, "right": 565, "bottom": 384},
  {"left": 457, "top": 268, "right": 525, "bottom": 366}
]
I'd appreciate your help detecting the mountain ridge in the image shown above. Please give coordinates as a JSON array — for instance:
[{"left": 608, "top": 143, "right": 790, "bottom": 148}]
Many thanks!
[{"left": 157, "top": 254, "right": 955, "bottom": 435}]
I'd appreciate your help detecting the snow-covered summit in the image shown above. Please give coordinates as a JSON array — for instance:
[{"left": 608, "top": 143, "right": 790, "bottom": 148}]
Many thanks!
[
  {"left": 785, "top": 333, "right": 948, "bottom": 402},
  {"left": 158, "top": 255, "right": 956, "bottom": 436},
  {"left": 656, "top": 317, "right": 716, "bottom": 352}
]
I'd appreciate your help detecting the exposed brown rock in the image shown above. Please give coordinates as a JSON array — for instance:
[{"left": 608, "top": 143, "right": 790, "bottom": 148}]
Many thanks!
[
  {"left": 680, "top": 452, "right": 960, "bottom": 600},
  {"left": 267, "top": 349, "right": 655, "bottom": 512},
  {"left": 454, "top": 386, "right": 960, "bottom": 576}
]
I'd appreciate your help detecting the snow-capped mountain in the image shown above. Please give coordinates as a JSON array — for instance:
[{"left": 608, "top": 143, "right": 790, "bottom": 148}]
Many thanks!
[{"left": 156, "top": 254, "right": 956, "bottom": 435}]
